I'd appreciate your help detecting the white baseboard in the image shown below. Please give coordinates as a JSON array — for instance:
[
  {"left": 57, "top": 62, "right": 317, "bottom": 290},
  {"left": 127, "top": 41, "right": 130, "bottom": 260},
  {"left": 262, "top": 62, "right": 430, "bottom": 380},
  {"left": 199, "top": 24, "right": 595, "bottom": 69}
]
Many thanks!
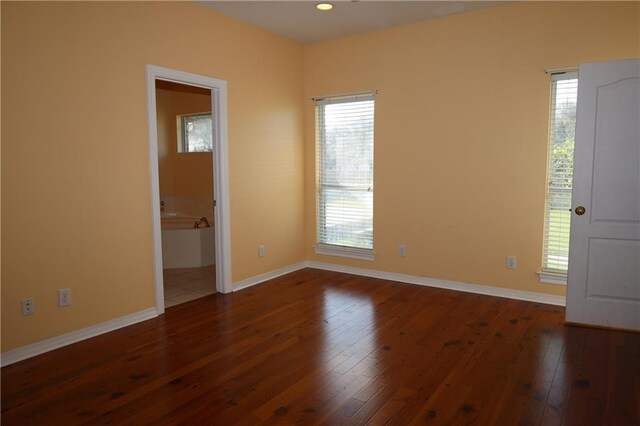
[
  {"left": 233, "top": 262, "right": 307, "bottom": 291},
  {"left": 2, "top": 262, "right": 564, "bottom": 367},
  {"left": 304, "top": 261, "right": 566, "bottom": 307},
  {"left": 231, "top": 260, "right": 565, "bottom": 306},
  {"left": 1, "top": 307, "right": 158, "bottom": 367}
]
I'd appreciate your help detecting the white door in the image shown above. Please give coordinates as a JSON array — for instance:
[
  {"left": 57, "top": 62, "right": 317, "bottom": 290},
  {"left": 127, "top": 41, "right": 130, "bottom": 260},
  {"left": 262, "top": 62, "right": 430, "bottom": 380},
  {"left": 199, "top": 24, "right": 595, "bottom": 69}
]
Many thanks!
[{"left": 566, "top": 59, "right": 640, "bottom": 330}]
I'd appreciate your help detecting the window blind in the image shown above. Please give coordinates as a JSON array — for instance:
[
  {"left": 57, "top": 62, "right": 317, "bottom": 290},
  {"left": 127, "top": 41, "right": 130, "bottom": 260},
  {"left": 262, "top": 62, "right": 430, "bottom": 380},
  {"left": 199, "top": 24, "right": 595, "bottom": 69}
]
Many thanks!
[
  {"left": 316, "top": 94, "right": 374, "bottom": 251},
  {"left": 543, "top": 73, "right": 578, "bottom": 274}
]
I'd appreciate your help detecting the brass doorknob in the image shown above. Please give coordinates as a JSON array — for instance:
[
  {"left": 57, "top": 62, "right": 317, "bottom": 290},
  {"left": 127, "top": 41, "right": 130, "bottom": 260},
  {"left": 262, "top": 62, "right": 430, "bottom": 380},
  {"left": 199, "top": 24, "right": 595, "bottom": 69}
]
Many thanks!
[{"left": 575, "top": 206, "right": 586, "bottom": 215}]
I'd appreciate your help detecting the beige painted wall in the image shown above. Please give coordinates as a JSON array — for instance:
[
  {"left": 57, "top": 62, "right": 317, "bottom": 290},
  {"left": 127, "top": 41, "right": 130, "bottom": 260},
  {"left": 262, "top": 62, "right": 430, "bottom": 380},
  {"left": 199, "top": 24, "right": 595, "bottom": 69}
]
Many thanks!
[
  {"left": 1, "top": 1, "right": 305, "bottom": 351},
  {"left": 0, "top": 3, "right": 3, "bottom": 353},
  {"left": 155, "top": 81, "right": 213, "bottom": 198},
  {"left": 1, "top": 1, "right": 638, "bottom": 354},
  {"left": 303, "top": 1, "right": 639, "bottom": 296}
]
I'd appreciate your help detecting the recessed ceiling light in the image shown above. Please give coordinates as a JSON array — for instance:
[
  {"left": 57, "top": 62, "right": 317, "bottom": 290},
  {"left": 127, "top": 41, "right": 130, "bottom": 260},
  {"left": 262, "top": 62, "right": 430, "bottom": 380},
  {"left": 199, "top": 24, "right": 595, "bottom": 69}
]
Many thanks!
[{"left": 315, "top": 3, "right": 334, "bottom": 11}]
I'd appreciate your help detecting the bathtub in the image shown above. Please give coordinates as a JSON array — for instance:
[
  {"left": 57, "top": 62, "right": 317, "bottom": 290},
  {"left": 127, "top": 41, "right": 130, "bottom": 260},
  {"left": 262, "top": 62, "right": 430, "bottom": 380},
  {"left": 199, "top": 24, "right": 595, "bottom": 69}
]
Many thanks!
[{"left": 161, "top": 216, "right": 215, "bottom": 269}]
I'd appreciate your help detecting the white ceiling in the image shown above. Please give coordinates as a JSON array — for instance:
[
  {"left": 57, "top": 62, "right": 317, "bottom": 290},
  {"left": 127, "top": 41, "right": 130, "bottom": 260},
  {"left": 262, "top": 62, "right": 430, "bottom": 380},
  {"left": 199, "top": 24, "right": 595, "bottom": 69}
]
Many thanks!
[{"left": 200, "top": 1, "right": 507, "bottom": 44}]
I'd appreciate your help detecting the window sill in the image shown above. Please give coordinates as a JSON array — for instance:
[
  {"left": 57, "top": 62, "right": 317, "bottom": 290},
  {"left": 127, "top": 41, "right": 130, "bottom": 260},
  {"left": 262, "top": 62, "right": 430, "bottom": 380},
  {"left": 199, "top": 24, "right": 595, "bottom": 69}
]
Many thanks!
[
  {"left": 537, "top": 270, "right": 567, "bottom": 285},
  {"left": 314, "top": 245, "right": 375, "bottom": 261},
  {"left": 177, "top": 151, "right": 213, "bottom": 155}
]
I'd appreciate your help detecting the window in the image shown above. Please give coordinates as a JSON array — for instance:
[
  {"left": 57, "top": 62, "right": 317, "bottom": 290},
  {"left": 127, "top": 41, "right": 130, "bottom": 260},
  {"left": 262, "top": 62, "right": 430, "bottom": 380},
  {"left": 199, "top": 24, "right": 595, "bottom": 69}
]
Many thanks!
[
  {"left": 541, "top": 73, "right": 578, "bottom": 283},
  {"left": 315, "top": 93, "right": 375, "bottom": 260},
  {"left": 178, "top": 112, "right": 212, "bottom": 152}
]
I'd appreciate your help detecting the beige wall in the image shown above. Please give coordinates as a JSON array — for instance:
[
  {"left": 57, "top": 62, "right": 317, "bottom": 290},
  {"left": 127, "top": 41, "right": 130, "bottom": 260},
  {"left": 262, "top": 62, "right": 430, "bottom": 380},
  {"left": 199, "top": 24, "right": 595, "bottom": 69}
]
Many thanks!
[
  {"left": 0, "top": 3, "right": 3, "bottom": 353},
  {"left": 1, "top": 1, "right": 305, "bottom": 351},
  {"left": 303, "top": 1, "right": 639, "bottom": 296},
  {"left": 1, "top": 1, "right": 638, "bottom": 353},
  {"left": 155, "top": 81, "right": 213, "bottom": 198}
]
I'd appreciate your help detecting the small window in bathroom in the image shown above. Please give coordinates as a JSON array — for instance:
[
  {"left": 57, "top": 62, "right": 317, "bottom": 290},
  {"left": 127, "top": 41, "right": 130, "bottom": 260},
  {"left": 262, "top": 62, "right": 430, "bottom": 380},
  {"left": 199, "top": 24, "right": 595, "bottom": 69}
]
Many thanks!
[{"left": 177, "top": 112, "right": 212, "bottom": 153}]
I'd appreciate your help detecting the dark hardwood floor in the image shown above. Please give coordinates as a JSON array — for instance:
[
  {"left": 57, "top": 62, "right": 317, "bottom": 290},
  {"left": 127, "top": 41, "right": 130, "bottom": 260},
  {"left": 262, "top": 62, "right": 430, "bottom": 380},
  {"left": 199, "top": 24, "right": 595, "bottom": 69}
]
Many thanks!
[{"left": 2, "top": 268, "right": 639, "bottom": 425}]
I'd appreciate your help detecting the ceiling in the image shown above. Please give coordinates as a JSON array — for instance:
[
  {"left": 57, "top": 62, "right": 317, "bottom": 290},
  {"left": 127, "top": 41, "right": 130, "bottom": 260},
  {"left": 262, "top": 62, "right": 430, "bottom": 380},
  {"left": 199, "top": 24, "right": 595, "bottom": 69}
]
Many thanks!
[{"left": 200, "top": 1, "right": 507, "bottom": 44}]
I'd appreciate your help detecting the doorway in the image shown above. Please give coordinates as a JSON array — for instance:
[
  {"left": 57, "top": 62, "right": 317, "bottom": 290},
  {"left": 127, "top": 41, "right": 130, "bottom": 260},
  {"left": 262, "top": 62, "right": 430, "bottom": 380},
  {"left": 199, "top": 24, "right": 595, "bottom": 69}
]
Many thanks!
[
  {"left": 155, "top": 81, "right": 215, "bottom": 307},
  {"left": 146, "top": 65, "right": 232, "bottom": 314}
]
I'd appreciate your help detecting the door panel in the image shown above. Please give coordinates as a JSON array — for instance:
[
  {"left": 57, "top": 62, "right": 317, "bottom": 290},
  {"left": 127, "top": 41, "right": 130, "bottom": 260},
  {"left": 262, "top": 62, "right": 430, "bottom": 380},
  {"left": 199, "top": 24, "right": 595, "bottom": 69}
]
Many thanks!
[
  {"left": 591, "top": 78, "right": 640, "bottom": 223},
  {"left": 566, "top": 58, "right": 640, "bottom": 330},
  {"left": 586, "top": 238, "right": 640, "bottom": 300}
]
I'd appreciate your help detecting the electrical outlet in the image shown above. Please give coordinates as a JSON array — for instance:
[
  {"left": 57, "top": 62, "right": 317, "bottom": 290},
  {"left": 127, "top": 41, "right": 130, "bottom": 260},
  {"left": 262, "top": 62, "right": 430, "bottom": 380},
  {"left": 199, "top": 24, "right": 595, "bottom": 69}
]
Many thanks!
[
  {"left": 258, "top": 245, "right": 265, "bottom": 257},
  {"left": 58, "top": 288, "right": 72, "bottom": 307},
  {"left": 21, "top": 298, "right": 34, "bottom": 316},
  {"left": 506, "top": 255, "right": 517, "bottom": 270},
  {"left": 398, "top": 244, "right": 406, "bottom": 257}
]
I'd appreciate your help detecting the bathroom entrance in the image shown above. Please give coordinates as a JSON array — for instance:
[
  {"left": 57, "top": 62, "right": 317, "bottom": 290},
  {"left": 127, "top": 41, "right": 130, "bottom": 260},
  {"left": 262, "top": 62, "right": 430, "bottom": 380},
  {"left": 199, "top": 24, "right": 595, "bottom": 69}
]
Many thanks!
[
  {"left": 146, "top": 64, "right": 232, "bottom": 313},
  {"left": 155, "top": 80, "right": 216, "bottom": 307}
]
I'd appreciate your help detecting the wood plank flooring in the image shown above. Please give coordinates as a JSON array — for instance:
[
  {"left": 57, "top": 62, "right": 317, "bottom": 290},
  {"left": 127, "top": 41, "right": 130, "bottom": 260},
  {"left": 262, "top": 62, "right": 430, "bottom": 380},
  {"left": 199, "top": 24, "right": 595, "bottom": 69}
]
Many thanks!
[{"left": 2, "top": 268, "right": 639, "bottom": 425}]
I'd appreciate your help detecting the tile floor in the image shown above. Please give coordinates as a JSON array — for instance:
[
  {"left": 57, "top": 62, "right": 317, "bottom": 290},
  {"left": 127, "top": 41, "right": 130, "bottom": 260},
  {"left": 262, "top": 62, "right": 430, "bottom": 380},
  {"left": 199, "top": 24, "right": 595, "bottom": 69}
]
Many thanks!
[{"left": 163, "top": 264, "right": 216, "bottom": 308}]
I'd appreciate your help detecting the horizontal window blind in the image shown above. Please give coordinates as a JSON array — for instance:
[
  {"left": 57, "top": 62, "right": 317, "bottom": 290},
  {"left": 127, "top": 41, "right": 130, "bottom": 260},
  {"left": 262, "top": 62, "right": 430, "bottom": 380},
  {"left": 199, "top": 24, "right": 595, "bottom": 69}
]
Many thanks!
[
  {"left": 543, "top": 73, "right": 578, "bottom": 274},
  {"left": 316, "top": 94, "right": 374, "bottom": 250}
]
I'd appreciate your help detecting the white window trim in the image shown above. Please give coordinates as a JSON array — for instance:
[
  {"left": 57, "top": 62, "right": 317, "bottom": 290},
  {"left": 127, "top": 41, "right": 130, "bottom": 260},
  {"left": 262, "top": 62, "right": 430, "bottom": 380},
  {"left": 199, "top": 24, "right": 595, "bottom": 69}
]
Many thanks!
[
  {"left": 177, "top": 111, "right": 213, "bottom": 153},
  {"left": 537, "top": 270, "right": 567, "bottom": 285},
  {"left": 314, "top": 244, "right": 375, "bottom": 261},
  {"left": 315, "top": 92, "right": 375, "bottom": 253},
  {"left": 541, "top": 71, "right": 578, "bottom": 278}
]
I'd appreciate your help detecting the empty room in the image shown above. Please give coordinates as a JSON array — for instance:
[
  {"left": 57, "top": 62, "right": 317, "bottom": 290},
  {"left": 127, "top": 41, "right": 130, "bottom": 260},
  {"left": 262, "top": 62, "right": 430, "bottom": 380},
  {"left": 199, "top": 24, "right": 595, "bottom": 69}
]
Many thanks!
[{"left": 1, "top": 1, "right": 639, "bottom": 424}]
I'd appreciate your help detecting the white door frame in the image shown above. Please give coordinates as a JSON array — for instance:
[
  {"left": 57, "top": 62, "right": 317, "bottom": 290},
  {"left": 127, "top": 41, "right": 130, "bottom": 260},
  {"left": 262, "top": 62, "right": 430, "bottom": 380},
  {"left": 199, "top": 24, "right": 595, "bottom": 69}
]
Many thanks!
[{"left": 145, "top": 64, "right": 232, "bottom": 314}]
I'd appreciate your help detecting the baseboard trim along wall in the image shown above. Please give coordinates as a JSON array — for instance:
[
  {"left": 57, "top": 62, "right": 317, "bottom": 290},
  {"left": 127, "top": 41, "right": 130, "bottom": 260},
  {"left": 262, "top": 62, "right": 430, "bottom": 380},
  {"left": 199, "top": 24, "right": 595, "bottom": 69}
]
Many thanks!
[
  {"left": 232, "top": 262, "right": 308, "bottom": 291},
  {"left": 232, "top": 261, "right": 566, "bottom": 307},
  {"left": 1, "top": 307, "right": 158, "bottom": 367},
  {"left": 2, "top": 262, "right": 565, "bottom": 366},
  {"left": 305, "top": 261, "right": 567, "bottom": 307}
]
